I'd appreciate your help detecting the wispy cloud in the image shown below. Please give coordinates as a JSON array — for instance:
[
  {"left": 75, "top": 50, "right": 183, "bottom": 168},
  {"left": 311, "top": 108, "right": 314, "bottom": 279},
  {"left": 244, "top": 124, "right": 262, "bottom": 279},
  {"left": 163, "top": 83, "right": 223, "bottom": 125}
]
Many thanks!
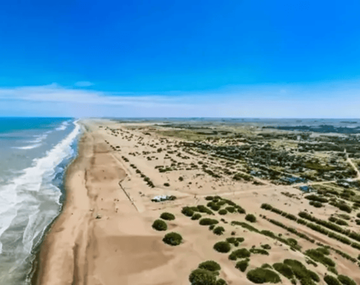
[{"left": 0, "top": 81, "right": 359, "bottom": 118}]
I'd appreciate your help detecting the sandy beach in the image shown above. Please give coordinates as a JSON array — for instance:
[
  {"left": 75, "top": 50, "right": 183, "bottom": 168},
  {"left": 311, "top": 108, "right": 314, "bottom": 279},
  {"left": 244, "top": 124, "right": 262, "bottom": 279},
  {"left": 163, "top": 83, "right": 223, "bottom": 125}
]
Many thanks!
[{"left": 33, "top": 119, "right": 360, "bottom": 285}]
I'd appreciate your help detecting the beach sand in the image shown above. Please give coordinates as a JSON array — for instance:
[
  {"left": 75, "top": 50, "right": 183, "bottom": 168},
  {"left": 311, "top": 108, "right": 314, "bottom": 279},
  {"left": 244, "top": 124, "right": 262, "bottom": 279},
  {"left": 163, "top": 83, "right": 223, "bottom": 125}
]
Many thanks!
[{"left": 33, "top": 120, "right": 360, "bottom": 285}]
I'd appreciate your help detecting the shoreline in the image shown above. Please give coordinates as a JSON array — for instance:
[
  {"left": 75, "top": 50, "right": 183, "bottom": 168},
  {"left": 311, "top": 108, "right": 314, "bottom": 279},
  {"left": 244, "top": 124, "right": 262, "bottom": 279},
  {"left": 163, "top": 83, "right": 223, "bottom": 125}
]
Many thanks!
[{"left": 29, "top": 123, "right": 82, "bottom": 285}]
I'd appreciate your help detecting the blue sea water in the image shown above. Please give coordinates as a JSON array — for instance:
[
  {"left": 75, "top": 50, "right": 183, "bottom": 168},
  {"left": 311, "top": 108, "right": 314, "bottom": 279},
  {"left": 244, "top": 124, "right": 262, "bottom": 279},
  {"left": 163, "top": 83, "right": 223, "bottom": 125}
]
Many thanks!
[{"left": 0, "top": 118, "right": 81, "bottom": 284}]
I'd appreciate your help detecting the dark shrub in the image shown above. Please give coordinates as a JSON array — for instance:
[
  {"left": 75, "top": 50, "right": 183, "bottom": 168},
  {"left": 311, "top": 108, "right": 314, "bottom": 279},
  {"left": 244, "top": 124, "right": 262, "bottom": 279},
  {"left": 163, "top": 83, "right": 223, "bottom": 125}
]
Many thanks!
[
  {"left": 160, "top": 212, "right": 175, "bottom": 221},
  {"left": 198, "top": 260, "right": 221, "bottom": 272},
  {"left": 205, "top": 196, "right": 214, "bottom": 200},
  {"left": 247, "top": 268, "right": 281, "bottom": 284},
  {"left": 164, "top": 182, "right": 170, "bottom": 187},
  {"left": 210, "top": 204, "right": 221, "bottom": 211},
  {"left": 339, "top": 204, "right": 352, "bottom": 213},
  {"left": 162, "top": 232, "right": 182, "bottom": 246},
  {"left": 152, "top": 219, "right": 167, "bottom": 231},
  {"left": 337, "top": 275, "right": 356, "bottom": 285},
  {"left": 309, "top": 201, "right": 323, "bottom": 208},
  {"left": 213, "top": 226, "right": 225, "bottom": 235},
  {"left": 245, "top": 214, "right": 256, "bottom": 223},
  {"left": 328, "top": 267, "right": 338, "bottom": 275},
  {"left": 189, "top": 269, "right": 216, "bottom": 285},
  {"left": 229, "top": 248, "right": 250, "bottom": 259},
  {"left": 199, "top": 218, "right": 219, "bottom": 226},
  {"left": 284, "top": 259, "right": 309, "bottom": 280},
  {"left": 216, "top": 279, "right": 227, "bottom": 285},
  {"left": 261, "top": 244, "right": 271, "bottom": 250},
  {"left": 197, "top": 205, "right": 214, "bottom": 215},
  {"left": 316, "top": 247, "right": 330, "bottom": 255},
  {"left": 209, "top": 225, "right": 215, "bottom": 230},
  {"left": 192, "top": 213, "right": 202, "bottom": 220},
  {"left": 213, "top": 241, "right": 231, "bottom": 253},
  {"left": 236, "top": 259, "right": 249, "bottom": 272},
  {"left": 218, "top": 209, "right": 227, "bottom": 215},
  {"left": 261, "top": 264, "right": 273, "bottom": 269},
  {"left": 273, "top": 263, "right": 294, "bottom": 279},
  {"left": 324, "top": 275, "right": 341, "bottom": 285},
  {"left": 307, "top": 270, "right": 320, "bottom": 282},
  {"left": 226, "top": 206, "right": 236, "bottom": 213},
  {"left": 250, "top": 248, "right": 269, "bottom": 255},
  {"left": 305, "top": 249, "right": 335, "bottom": 267},
  {"left": 182, "top": 206, "right": 194, "bottom": 217}
]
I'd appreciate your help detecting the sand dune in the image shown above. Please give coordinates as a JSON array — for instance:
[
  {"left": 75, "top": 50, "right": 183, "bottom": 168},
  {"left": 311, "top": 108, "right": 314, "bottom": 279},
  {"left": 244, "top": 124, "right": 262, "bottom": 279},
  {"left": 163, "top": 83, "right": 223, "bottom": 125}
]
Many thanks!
[{"left": 33, "top": 120, "right": 360, "bottom": 285}]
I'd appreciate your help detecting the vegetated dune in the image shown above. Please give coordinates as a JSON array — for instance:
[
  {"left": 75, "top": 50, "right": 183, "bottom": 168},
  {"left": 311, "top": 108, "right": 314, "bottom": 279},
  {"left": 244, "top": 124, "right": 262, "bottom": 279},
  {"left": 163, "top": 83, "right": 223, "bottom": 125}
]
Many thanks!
[{"left": 35, "top": 120, "right": 360, "bottom": 285}]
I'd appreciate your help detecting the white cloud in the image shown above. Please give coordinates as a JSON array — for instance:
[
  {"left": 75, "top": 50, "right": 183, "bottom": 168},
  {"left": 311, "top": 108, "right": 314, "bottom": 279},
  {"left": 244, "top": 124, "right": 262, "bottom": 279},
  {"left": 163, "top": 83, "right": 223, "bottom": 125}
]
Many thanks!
[{"left": 0, "top": 80, "right": 359, "bottom": 118}]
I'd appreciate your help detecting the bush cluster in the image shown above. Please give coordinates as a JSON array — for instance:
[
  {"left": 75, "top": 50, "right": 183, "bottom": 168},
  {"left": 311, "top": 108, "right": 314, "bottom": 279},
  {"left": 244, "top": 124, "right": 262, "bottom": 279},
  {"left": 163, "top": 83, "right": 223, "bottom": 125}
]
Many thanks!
[
  {"left": 261, "top": 203, "right": 360, "bottom": 250},
  {"left": 213, "top": 241, "right": 231, "bottom": 253},
  {"left": 229, "top": 248, "right": 251, "bottom": 260},
  {"left": 245, "top": 214, "right": 257, "bottom": 223},
  {"left": 273, "top": 263, "right": 294, "bottom": 279},
  {"left": 324, "top": 275, "right": 341, "bottom": 285},
  {"left": 152, "top": 219, "right": 167, "bottom": 231},
  {"left": 162, "top": 232, "right": 182, "bottom": 246},
  {"left": 299, "top": 211, "right": 360, "bottom": 244},
  {"left": 218, "top": 209, "right": 228, "bottom": 215},
  {"left": 192, "top": 213, "right": 202, "bottom": 220},
  {"left": 246, "top": 268, "right": 281, "bottom": 284},
  {"left": 305, "top": 249, "right": 335, "bottom": 267},
  {"left": 235, "top": 259, "right": 249, "bottom": 272},
  {"left": 305, "top": 194, "right": 328, "bottom": 203},
  {"left": 329, "top": 216, "right": 349, "bottom": 226},
  {"left": 250, "top": 248, "right": 269, "bottom": 255},
  {"left": 337, "top": 275, "right": 356, "bottom": 285},
  {"left": 226, "top": 237, "right": 244, "bottom": 246},
  {"left": 213, "top": 226, "right": 225, "bottom": 235},
  {"left": 160, "top": 212, "right": 175, "bottom": 221},
  {"left": 200, "top": 218, "right": 219, "bottom": 226},
  {"left": 198, "top": 260, "right": 221, "bottom": 272}
]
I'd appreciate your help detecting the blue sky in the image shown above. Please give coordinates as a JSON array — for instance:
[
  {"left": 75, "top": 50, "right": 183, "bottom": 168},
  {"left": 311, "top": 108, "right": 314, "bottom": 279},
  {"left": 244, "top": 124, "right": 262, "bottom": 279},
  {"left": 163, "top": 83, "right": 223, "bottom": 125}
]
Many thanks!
[{"left": 1, "top": 1, "right": 360, "bottom": 117}]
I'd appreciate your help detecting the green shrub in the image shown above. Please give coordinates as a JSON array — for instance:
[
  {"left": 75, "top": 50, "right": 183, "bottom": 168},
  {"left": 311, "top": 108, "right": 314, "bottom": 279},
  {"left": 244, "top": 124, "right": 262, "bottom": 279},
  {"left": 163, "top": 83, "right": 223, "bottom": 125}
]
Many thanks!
[
  {"left": 205, "top": 196, "right": 214, "bottom": 200},
  {"left": 316, "top": 247, "right": 330, "bottom": 255},
  {"left": 261, "top": 244, "right": 271, "bottom": 250},
  {"left": 261, "top": 263, "right": 273, "bottom": 269},
  {"left": 226, "top": 206, "right": 236, "bottom": 213},
  {"left": 247, "top": 268, "right": 281, "bottom": 284},
  {"left": 198, "top": 260, "right": 221, "bottom": 272},
  {"left": 273, "top": 263, "right": 294, "bottom": 279},
  {"left": 162, "top": 232, "right": 182, "bottom": 246},
  {"left": 200, "top": 218, "right": 219, "bottom": 226},
  {"left": 182, "top": 206, "right": 194, "bottom": 217},
  {"left": 250, "top": 248, "right": 269, "bottom": 255},
  {"left": 324, "top": 275, "right": 341, "bottom": 285},
  {"left": 164, "top": 182, "right": 170, "bottom": 187},
  {"left": 189, "top": 269, "right": 216, "bottom": 285},
  {"left": 307, "top": 270, "right": 320, "bottom": 282},
  {"left": 305, "top": 249, "right": 335, "bottom": 267},
  {"left": 328, "top": 267, "right": 338, "bottom": 275},
  {"left": 160, "top": 212, "right": 175, "bottom": 221},
  {"left": 236, "top": 259, "right": 249, "bottom": 272},
  {"left": 229, "top": 248, "right": 251, "bottom": 260},
  {"left": 216, "top": 279, "right": 227, "bottom": 285},
  {"left": 339, "top": 204, "right": 352, "bottom": 213},
  {"left": 213, "top": 241, "right": 231, "bottom": 253},
  {"left": 226, "top": 237, "right": 244, "bottom": 245},
  {"left": 152, "top": 219, "right": 167, "bottom": 231},
  {"left": 197, "top": 205, "right": 214, "bottom": 215},
  {"left": 337, "top": 275, "right": 356, "bottom": 285},
  {"left": 192, "top": 213, "right": 202, "bottom": 220},
  {"left": 284, "top": 259, "right": 309, "bottom": 280},
  {"left": 245, "top": 214, "right": 257, "bottom": 223},
  {"left": 218, "top": 209, "right": 227, "bottom": 215},
  {"left": 213, "top": 226, "right": 225, "bottom": 235},
  {"left": 209, "top": 225, "right": 215, "bottom": 230},
  {"left": 309, "top": 201, "right": 323, "bottom": 208}
]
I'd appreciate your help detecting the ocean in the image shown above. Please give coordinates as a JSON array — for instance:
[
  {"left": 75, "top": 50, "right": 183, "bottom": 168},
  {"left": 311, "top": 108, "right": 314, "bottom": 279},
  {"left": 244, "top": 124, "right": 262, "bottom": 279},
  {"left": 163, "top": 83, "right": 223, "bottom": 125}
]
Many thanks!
[{"left": 0, "top": 118, "right": 81, "bottom": 284}]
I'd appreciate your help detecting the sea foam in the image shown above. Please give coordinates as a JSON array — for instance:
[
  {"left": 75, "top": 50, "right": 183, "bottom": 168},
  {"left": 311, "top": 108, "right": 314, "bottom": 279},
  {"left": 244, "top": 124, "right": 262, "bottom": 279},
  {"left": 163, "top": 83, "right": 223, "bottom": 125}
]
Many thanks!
[{"left": 0, "top": 121, "right": 81, "bottom": 255}]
